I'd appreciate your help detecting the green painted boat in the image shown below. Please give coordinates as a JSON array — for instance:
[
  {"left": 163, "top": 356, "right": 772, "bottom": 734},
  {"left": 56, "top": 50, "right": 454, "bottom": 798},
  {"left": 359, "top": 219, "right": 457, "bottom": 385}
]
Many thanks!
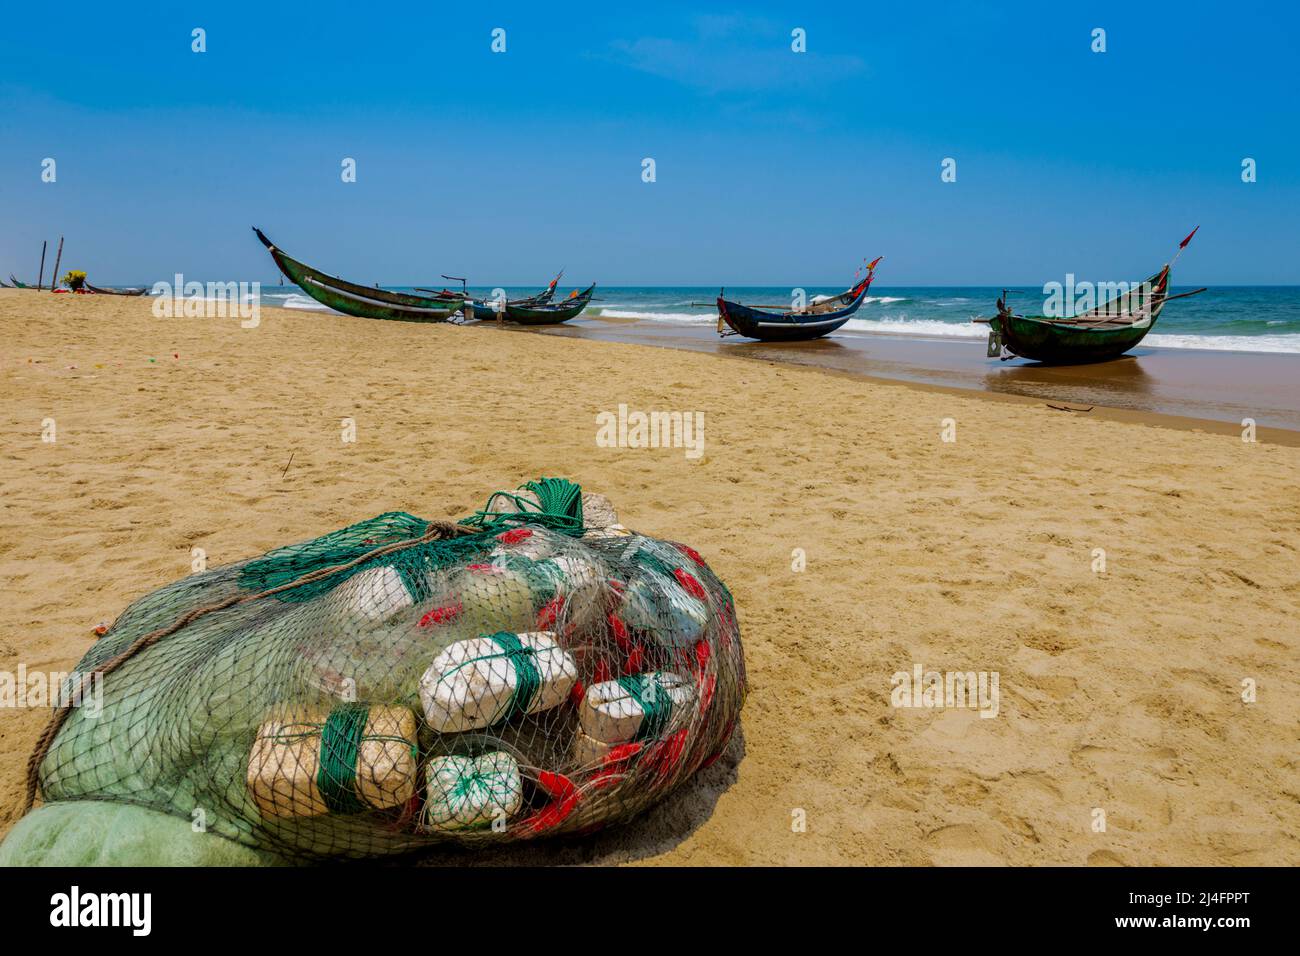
[
  {"left": 981, "top": 230, "right": 1204, "bottom": 365},
  {"left": 252, "top": 228, "right": 463, "bottom": 322},
  {"left": 8, "top": 275, "right": 33, "bottom": 289},
  {"left": 497, "top": 283, "right": 596, "bottom": 325},
  {"left": 467, "top": 272, "right": 563, "bottom": 320}
]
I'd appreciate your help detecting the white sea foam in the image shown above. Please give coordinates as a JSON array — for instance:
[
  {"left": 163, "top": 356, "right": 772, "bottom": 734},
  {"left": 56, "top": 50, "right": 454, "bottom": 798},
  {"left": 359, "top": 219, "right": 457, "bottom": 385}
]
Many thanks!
[
  {"left": 278, "top": 293, "right": 333, "bottom": 312},
  {"left": 842, "top": 317, "right": 987, "bottom": 338},
  {"left": 840, "top": 317, "right": 1300, "bottom": 353},
  {"left": 1143, "top": 333, "right": 1300, "bottom": 353},
  {"left": 596, "top": 308, "right": 714, "bottom": 323}
]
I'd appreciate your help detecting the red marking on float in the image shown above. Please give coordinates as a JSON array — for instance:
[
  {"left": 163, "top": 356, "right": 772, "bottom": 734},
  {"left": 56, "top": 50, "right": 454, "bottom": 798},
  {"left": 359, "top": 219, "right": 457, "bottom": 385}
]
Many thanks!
[
  {"left": 537, "top": 596, "right": 564, "bottom": 629},
  {"left": 676, "top": 544, "right": 705, "bottom": 565},
  {"left": 418, "top": 602, "right": 462, "bottom": 627},
  {"left": 672, "top": 568, "right": 707, "bottom": 601}
]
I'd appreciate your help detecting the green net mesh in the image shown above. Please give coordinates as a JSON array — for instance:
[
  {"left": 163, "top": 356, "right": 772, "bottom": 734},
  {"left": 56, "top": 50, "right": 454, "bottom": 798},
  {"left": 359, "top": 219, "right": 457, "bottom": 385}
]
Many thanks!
[{"left": 33, "top": 480, "right": 746, "bottom": 861}]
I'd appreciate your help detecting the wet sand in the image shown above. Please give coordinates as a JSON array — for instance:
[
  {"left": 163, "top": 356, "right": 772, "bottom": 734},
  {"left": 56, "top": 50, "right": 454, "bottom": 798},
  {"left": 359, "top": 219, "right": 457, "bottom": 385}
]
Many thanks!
[{"left": 532, "top": 314, "right": 1300, "bottom": 433}]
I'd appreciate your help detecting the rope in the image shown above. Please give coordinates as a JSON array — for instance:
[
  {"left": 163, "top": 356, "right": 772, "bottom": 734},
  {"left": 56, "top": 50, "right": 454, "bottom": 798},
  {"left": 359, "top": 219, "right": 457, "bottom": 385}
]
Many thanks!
[
  {"left": 317, "top": 705, "right": 368, "bottom": 814},
  {"left": 434, "top": 631, "right": 543, "bottom": 726},
  {"left": 23, "top": 518, "right": 477, "bottom": 812},
  {"left": 617, "top": 673, "right": 675, "bottom": 741},
  {"left": 462, "top": 478, "right": 585, "bottom": 536},
  {"left": 488, "top": 632, "right": 542, "bottom": 722},
  {"left": 264, "top": 709, "right": 417, "bottom": 815}
]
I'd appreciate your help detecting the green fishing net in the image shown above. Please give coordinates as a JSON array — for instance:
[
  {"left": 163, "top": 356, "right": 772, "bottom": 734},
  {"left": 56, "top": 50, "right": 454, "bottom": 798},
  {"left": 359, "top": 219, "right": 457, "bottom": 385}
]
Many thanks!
[{"left": 25, "top": 479, "right": 746, "bottom": 862}]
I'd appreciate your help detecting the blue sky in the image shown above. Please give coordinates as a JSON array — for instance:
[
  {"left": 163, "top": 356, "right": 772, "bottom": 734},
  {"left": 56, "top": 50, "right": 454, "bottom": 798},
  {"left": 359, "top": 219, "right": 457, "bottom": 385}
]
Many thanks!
[{"left": 1, "top": 1, "right": 1296, "bottom": 285}]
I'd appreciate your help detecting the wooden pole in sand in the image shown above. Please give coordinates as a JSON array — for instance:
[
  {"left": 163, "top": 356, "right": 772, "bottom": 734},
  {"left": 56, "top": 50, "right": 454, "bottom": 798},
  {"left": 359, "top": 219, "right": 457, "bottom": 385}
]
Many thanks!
[
  {"left": 37, "top": 241, "right": 47, "bottom": 290},
  {"left": 49, "top": 237, "right": 63, "bottom": 292}
]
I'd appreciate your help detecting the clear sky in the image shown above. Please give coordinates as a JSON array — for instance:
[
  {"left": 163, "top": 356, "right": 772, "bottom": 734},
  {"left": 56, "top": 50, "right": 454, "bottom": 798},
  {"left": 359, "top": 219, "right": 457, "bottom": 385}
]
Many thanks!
[{"left": 1, "top": 1, "right": 1295, "bottom": 285}]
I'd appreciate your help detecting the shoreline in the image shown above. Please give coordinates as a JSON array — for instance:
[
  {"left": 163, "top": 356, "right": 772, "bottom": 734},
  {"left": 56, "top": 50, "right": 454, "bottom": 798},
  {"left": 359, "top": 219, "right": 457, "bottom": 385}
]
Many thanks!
[{"left": 498, "top": 314, "right": 1300, "bottom": 440}]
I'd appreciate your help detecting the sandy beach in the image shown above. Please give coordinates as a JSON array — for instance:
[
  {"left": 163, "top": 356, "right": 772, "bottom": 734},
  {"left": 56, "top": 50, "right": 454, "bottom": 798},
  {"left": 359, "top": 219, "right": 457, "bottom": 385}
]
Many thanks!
[{"left": 1, "top": 288, "right": 1297, "bottom": 866}]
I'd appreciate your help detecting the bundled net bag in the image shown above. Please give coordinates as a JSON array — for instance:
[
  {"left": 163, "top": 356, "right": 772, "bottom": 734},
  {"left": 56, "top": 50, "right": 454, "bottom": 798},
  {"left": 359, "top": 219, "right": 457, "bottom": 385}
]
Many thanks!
[{"left": 22, "top": 479, "right": 745, "bottom": 861}]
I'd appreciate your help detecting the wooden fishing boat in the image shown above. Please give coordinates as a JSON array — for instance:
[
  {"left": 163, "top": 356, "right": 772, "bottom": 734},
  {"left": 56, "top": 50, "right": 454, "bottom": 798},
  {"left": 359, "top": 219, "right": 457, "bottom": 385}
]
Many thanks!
[
  {"left": 8, "top": 275, "right": 33, "bottom": 289},
  {"left": 716, "top": 257, "right": 882, "bottom": 342},
  {"left": 85, "top": 283, "right": 148, "bottom": 296},
  {"left": 252, "top": 228, "right": 464, "bottom": 322},
  {"left": 467, "top": 273, "right": 563, "bottom": 320},
  {"left": 490, "top": 283, "right": 596, "bottom": 325},
  {"left": 977, "top": 229, "right": 1205, "bottom": 364}
]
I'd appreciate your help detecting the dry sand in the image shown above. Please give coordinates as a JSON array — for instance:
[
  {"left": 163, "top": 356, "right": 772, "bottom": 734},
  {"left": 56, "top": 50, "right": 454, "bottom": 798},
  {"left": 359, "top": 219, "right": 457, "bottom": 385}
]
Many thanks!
[{"left": 1, "top": 288, "right": 1297, "bottom": 865}]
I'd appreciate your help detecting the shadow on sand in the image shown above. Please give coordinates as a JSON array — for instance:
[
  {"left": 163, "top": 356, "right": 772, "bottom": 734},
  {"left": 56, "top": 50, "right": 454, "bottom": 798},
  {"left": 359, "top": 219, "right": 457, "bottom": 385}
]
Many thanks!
[{"left": 407, "top": 726, "right": 747, "bottom": 866}]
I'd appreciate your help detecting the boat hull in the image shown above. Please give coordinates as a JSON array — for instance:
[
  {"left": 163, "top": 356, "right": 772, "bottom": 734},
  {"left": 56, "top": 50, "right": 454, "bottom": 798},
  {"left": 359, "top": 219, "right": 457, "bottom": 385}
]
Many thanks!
[
  {"left": 992, "top": 266, "right": 1170, "bottom": 364},
  {"left": 718, "top": 308, "right": 854, "bottom": 341},
  {"left": 496, "top": 285, "right": 596, "bottom": 324},
  {"left": 468, "top": 280, "right": 561, "bottom": 321},
  {"left": 993, "top": 315, "right": 1158, "bottom": 364},
  {"left": 253, "top": 228, "right": 462, "bottom": 323},
  {"left": 85, "top": 283, "right": 147, "bottom": 297},
  {"left": 717, "top": 272, "right": 875, "bottom": 342}
]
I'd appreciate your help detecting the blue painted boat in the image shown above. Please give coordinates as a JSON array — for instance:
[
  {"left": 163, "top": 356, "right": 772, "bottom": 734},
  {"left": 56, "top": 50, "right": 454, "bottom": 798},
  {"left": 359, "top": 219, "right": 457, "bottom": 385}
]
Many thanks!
[{"left": 717, "top": 257, "right": 882, "bottom": 342}]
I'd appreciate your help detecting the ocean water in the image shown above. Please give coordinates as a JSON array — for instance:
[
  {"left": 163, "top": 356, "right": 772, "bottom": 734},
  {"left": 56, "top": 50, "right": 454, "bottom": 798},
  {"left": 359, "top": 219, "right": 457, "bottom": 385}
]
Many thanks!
[{"left": 259, "top": 284, "right": 1300, "bottom": 354}]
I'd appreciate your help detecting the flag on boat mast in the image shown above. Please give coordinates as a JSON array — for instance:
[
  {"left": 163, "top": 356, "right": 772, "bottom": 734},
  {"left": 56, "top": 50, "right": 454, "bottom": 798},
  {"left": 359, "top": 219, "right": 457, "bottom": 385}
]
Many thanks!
[{"left": 1171, "top": 226, "right": 1199, "bottom": 267}]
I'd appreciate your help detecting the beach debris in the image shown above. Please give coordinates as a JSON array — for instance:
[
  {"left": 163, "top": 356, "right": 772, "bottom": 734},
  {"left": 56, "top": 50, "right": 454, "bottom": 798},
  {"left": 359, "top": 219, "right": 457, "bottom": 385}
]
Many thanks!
[
  {"left": 15, "top": 478, "right": 745, "bottom": 862},
  {"left": 1045, "top": 403, "right": 1095, "bottom": 413}
]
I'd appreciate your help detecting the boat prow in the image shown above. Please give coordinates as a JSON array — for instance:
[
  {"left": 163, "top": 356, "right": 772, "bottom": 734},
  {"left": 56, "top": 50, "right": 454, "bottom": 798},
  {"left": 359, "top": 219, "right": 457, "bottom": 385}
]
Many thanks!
[{"left": 252, "top": 228, "right": 464, "bottom": 323}]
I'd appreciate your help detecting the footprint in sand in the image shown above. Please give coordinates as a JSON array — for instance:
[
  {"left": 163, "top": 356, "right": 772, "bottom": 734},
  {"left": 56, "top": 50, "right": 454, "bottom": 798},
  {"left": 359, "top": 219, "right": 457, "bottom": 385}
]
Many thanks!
[{"left": 924, "top": 823, "right": 1005, "bottom": 866}]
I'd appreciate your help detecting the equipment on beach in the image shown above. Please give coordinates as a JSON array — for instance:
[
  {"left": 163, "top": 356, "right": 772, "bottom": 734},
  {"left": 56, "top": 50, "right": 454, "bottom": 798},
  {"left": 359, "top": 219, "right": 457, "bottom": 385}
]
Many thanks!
[
  {"left": 975, "top": 229, "right": 1206, "bottom": 364},
  {"left": 9, "top": 274, "right": 34, "bottom": 289},
  {"left": 17, "top": 479, "right": 745, "bottom": 862},
  {"left": 716, "top": 257, "right": 882, "bottom": 341},
  {"left": 49, "top": 237, "right": 64, "bottom": 292},
  {"left": 414, "top": 275, "right": 470, "bottom": 307},
  {"left": 252, "top": 228, "right": 464, "bottom": 322}
]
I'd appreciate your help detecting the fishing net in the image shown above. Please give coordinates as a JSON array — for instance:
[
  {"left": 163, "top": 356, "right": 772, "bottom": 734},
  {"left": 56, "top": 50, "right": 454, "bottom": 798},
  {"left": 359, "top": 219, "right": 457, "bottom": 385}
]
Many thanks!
[{"left": 26, "top": 479, "right": 745, "bottom": 862}]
